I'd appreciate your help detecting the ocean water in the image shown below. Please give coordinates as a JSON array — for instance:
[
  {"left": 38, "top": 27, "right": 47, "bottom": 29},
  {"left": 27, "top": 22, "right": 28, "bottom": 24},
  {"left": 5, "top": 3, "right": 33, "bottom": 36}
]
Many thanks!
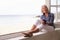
[{"left": 0, "top": 15, "right": 38, "bottom": 35}]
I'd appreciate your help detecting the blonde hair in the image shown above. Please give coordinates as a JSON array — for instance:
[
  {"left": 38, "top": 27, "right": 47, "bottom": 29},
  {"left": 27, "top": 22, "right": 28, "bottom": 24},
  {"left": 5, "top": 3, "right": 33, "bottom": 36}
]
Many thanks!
[{"left": 41, "top": 5, "right": 49, "bottom": 14}]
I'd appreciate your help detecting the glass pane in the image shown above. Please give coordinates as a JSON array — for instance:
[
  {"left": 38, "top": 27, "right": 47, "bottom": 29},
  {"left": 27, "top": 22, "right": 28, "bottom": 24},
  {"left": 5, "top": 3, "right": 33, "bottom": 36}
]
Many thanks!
[
  {"left": 57, "top": 7, "right": 60, "bottom": 19},
  {"left": 58, "top": 0, "right": 60, "bottom": 5},
  {"left": 51, "top": 7, "right": 56, "bottom": 13},
  {"left": 51, "top": 0, "right": 56, "bottom": 5},
  {"left": 58, "top": 7, "right": 60, "bottom": 13},
  {"left": 0, "top": 0, "right": 45, "bottom": 35}
]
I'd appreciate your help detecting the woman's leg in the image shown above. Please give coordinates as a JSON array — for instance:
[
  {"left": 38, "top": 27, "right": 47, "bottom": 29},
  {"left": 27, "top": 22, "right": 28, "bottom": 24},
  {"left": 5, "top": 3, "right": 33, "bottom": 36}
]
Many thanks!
[
  {"left": 28, "top": 28, "right": 39, "bottom": 34},
  {"left": 22, "top": 28, "right": 39, "bottom": 37}
]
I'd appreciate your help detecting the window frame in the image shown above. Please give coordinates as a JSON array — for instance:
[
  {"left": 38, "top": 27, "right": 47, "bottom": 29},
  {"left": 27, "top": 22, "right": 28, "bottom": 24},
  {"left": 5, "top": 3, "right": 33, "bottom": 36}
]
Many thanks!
[{"left": 46, "top": 0, "right": 60, "bottom": 22}]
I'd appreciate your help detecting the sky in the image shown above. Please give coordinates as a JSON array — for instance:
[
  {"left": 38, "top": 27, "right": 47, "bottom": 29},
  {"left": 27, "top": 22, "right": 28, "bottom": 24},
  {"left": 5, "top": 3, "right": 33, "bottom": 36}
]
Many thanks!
[{"left": 0, "top": 0, "right": 45, "bottom": 15}]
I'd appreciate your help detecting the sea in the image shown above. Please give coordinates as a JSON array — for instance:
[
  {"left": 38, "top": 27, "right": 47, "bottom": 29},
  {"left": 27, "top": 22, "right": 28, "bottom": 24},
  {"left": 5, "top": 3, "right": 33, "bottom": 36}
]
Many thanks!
[{"left": 0, "top": 15, "right": 39, "bottom": 35}]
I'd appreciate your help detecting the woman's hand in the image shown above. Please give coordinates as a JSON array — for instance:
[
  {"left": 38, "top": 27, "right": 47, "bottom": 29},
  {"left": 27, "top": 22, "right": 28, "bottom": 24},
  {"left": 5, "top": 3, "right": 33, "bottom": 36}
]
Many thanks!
[{"left": 35, "top": 15, "right": 40, "bottom": 18}]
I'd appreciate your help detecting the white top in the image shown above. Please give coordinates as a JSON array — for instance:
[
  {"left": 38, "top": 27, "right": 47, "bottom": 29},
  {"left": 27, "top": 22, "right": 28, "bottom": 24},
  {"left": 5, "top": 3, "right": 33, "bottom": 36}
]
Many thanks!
[{"left": 34, "top": 19, "right": 55, "bottom": 32}]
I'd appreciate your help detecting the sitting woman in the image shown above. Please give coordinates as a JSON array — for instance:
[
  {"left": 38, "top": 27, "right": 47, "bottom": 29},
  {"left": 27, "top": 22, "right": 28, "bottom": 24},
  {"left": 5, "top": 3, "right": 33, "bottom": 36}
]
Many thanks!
[
  {"left": 22, "top": 19, "right": 54, "bottom": 37},
  {"left": 22, "top": 5, "right": 55, "bottom": 37}
]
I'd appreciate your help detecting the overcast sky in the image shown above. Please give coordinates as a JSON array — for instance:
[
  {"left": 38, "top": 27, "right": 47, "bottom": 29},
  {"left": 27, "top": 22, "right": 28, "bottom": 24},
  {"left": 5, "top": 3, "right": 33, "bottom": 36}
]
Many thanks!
[{"left": 0, "top": 0, "right": 45, "bottom": 15}]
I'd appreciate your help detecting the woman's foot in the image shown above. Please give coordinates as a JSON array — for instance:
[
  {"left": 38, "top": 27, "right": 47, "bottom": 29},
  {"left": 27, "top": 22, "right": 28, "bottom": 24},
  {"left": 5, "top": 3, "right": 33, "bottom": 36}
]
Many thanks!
[{"left": 22, "top": 32, "right": 33, "bottom": 37}]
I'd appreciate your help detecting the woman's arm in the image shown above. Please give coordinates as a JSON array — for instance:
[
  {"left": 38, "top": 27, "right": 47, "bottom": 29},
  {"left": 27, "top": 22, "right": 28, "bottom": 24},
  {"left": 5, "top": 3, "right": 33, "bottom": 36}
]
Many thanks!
[
  {"left": 47, "top": 13, "right": 54, "bottom": 24},
  {"left": 50, "top": 14, "right": 54, "bottom": 23},
  {"left": 50, "top": 13, "right": 54, "bottom": 23}
]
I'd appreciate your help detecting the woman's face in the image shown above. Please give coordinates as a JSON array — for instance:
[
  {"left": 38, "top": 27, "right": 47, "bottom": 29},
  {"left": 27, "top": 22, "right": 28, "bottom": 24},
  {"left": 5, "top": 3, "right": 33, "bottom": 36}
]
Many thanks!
[{"left": 41, "top": 5, "right": 48, "bottom": 13}]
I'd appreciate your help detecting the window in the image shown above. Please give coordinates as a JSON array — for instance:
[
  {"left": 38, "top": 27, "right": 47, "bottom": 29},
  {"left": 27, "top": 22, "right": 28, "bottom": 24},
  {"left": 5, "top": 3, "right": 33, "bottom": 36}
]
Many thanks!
[
  {"left": 51, "top": 0, "right": 56, "bottom": 5},
  {"left": 0, "top": 0, "right": 45, "bottom": 35},
  {"left": 50, "top": 0, "right": 60, "bottom": 22}
]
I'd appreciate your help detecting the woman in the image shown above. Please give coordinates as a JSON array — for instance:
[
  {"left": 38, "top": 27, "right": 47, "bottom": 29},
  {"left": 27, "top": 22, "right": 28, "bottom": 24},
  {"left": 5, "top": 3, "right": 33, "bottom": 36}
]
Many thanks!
[
  {"left": 22, "top": 5, "right": 55, "bottom": 37},
  {"left": 41, "top": 5, "right": 55, "bottom": 28}
]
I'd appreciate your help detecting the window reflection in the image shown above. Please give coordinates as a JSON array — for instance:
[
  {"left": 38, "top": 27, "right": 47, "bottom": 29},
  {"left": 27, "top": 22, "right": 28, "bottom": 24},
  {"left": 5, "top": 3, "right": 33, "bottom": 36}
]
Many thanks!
[
  {"left": 51, "top": 0, "right": 56, "bottom": 5},
  {"left": 51, "top": 7, "right": 56, "bottom": 13},
  {"left": 58, "top": 0, "right": 60, "bottom": 5}
]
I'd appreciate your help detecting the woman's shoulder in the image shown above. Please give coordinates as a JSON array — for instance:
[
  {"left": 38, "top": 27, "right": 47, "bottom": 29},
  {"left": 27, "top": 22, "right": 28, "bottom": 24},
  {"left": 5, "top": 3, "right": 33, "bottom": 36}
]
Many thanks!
[
  {"left": 49, "top": 13, "right": 54, "bottom": 15},
  {"left": 49, "top": 13, "right": 54, "bottom": 17}
]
